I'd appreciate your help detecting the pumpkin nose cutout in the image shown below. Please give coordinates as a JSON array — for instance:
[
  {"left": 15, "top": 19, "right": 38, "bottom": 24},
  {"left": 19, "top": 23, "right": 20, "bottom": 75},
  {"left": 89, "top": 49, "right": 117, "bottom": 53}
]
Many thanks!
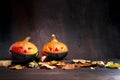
[
  {"left": 23, "top": 45, "right": 28, "bottom": 53},
  {"left": 24, "top": 50, "right": 27, "bottom": 53},
  {"left": 55, "top": 48, "right": 59, "bottom": 51}
]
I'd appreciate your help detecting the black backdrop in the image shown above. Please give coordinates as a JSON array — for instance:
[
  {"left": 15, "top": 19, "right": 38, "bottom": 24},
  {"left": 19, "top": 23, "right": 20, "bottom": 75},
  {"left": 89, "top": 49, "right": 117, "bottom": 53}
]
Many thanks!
[{"left": 0, "top": 0, "right": 120, "bottom": 59}]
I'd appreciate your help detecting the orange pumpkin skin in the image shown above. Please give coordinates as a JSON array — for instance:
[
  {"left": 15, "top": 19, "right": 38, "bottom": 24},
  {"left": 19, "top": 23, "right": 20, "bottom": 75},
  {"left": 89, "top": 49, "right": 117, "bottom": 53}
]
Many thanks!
[
  {"left": 9, "top": 37, "right": 39, "bottom": 62},
  {"left": 42, "top": 34, "right": 68, "bottom": 60}
]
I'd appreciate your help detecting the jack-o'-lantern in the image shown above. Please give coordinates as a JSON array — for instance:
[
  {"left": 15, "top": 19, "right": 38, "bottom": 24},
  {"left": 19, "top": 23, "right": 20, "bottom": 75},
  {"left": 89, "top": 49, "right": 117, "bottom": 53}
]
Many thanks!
[
  {"left": 42, "top": 34, "right": 68, "bottom": 60},
  {"left": 9, "top": 37, "right": 39, "bottom": 62}
]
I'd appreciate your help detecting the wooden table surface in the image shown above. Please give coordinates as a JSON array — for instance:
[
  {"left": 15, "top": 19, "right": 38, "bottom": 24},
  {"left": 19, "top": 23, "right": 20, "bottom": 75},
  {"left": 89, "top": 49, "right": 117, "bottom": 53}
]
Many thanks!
[
  {"left": 0, "top": 59, "right": 120, "bottom": 80},
  {"left": 0, "top": 67, "right": 120, "bottom": 80}
]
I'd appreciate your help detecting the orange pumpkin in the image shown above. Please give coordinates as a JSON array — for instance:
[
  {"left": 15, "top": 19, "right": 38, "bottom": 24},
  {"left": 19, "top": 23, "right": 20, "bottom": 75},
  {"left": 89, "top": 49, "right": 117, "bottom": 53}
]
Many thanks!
[
  {"left": 42, "top": 34, "right": 68, "bottom": 60},
  {"left": 9, "top": 37, "right": 39, "bottom": 62}
]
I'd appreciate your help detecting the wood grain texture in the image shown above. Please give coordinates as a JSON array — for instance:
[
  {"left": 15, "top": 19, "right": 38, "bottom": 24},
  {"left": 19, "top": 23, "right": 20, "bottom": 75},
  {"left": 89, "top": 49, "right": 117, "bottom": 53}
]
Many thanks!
[{"left": 0, "top": 67, "right": 120, "bottom": 80}]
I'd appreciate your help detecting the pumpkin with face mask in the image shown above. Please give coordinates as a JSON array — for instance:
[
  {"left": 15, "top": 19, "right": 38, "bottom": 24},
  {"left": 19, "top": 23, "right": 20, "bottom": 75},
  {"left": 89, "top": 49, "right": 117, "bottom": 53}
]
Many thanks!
[
  {"left": 42, "top": 34, "right": 68, "bottom": 60},
  {"left": 9, "top": 37, "right": 39, "bottom": 62}
]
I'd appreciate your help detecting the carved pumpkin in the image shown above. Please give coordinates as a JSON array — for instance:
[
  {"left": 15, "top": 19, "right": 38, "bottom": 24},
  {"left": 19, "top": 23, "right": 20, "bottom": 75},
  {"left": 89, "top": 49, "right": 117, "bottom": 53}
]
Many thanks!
[
  {"left": 9, "top": 37, "right": 39, "bottom": 62},
  {"left": 42, "top": 34, "right": 68, "bottom": 60}
]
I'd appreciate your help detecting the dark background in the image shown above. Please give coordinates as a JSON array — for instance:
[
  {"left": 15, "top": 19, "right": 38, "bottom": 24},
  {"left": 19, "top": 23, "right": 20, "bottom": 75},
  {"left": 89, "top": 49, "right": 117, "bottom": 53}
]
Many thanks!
[{"left": 0, "top": 0, "right": 120, "bottom": 59}]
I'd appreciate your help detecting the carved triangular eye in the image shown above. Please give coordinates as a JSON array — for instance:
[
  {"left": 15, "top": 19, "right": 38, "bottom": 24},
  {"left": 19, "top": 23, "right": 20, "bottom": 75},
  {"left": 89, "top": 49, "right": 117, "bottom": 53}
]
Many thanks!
[
  {"left": 28, "top": 47, "right": 32, "bottom": 50},
  {"left": 19, "top": 47, "right": 23, "bottom": 49},
  {"left": 49, "top": 47, "right": 52, "bottom": 51},
  {"left": 61, "top": 47, "right": 64, "bottom": 49}
]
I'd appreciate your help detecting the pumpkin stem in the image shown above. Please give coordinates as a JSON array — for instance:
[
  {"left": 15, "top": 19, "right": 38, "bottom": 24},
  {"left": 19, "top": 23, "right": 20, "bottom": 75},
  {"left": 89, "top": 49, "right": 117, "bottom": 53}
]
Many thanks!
[
  {"left": 51, "top": 34, "right": 58, "bottom": 42},
  {"left": 52, "top": 34, "right": 56, "bottom": 39},
  {"left": 24, "top": 37, "right": 31, "bottom": 41}
]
